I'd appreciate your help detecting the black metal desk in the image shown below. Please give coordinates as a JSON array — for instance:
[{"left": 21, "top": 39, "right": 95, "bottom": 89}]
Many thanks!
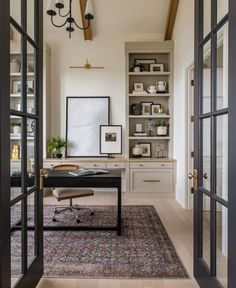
[{"left": 43, "top": 170, "right": 122, "bottom": 236}]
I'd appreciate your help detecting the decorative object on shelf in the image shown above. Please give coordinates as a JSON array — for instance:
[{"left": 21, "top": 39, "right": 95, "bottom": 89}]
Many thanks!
[
  {"left": 130, "top": 103, "right": 142, "bottom": 115},
  {"left": 147, "top": 85, "right": 157, "bottom": 94},
  {"left": 15, "top": 104, "right": 21, "bottom": 111},
  {"left": 141, "top": 102, "right": 153, "bottom": 115},
  {"left": 138, "top": 142, "right": 152, "bottom": 157},
  {"left": 156, "top": 81, "right": 167, "bottom": 93},
  {"left": 132, "top": 144, "right": 143, "bottom": 158},
  {"left": 12, "top": 122, "right": 21, "bottom": 134},
  {"left": 46, "top": 0, "right": 94, "bottom": 39},
  {"left": 156, "top": 121, "right": 168, "bottom": 136},
  {"left": 12, "top": 80, "right": 21, "bottom": 94},
  {"left": 134, "top": 83, "right": 144, "bottom": 92},
  {"left": 151, "top": 104, "right": 162, "bottom": 115},
  {"left": 100, "top": 125, "right": 122, "bottom": 156},
  {"left": 150, "top": 63, "right": 164, "bottom": 72},
  {"left": 47, "top": 136, "right": 68, "bottom": 158},
  {"left": 133, "top": 132, "right": 147, "bottom": 137},
  {"left": 155, "top": 142, "right": 168, "bottom": 158},
  {"left": 27, "top": 80, "right": 34, "bottom": 94},
  {"left": 11, "top": 145, "right": 20, "bottom": 160},
  {"left": 27, "top": 120, "right": 36, "bottom": 136},
  {"left": 70, "top": 59, "right": 104, "bottom": 70},
  {"left": 134, "top": 59, "right": 156, "bottom": 72},
  {"left": 136, "top": 123, "right": 143, "bottom": 132},
  {"left": 27, "top": 61, "right": 34, "bottom": 72},
  {"left": 147, "top": 118, "right": 154, "bottom": 136},
  {"left": 10, "top": 59, "right": 20, "bottom": 73}
]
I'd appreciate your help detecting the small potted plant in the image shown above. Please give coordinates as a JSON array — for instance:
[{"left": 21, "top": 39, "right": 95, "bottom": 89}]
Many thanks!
[
  {"left": 47, "top": 136, "right": 68, "bottom": 158},
  {"left": 156, "top": 121, "right": 168, "bottom": 136},
  {"left": 131, "top": 63, "right": 145, "bottom": 72}
]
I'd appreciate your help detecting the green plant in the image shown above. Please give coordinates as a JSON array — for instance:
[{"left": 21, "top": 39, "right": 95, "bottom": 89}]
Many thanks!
[
  {"left": 154, "top": 120, "right": 166, "bottom": 127},
  {"left": 47, "top": 136, "right": 68, "bottom": 155}
]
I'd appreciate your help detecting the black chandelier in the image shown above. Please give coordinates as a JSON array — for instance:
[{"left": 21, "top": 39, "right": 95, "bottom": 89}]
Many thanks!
[{"left": 46, "top": 0, "right": 94, "bottom": 38}]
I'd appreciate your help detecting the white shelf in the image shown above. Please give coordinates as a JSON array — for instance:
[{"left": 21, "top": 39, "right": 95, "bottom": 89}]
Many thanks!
[
  {"left": 129, "top": 136, "right": 170, "bottom": 140},
  {"left": 128, "top": 72, "right": 170, "bottom": 76},
  {"left": 10, "top": 72, "right": 34, "bottom": 76},
  {"left": 10, "top": 135, "right": 34, "bottom": 140},
  {"left": 129, "top": 93, "right": 170, "bottom": 97},
  {"left": 129, "top": 115, "right": 170, "bottom": 119},
  {"left": 10, "top": 94, "right": 35, "bottom": 97}
]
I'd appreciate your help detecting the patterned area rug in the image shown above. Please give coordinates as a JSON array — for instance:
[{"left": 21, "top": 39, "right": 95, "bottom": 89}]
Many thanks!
[{"left": 11, "top": 205, "right": 188, "bottom": 279}]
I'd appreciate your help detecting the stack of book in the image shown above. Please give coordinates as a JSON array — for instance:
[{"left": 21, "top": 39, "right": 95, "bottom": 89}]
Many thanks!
[{"left": 133, "top": 132, "right": 147, "bottom": 137}]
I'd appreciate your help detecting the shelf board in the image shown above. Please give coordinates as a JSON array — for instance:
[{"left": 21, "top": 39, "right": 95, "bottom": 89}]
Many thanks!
[
  {"left": 129, "top": 93, "right": 170, "bottom": 97},
  {"left": 129, "top": 136, "right": 170, "bottom": 140},
  {"left": 129, "top": 115, "right": 170, "bottom": 119},
  {"left": 128, "top": 72, "right": 170, "bottom": 76},
  {"left": 10, "top": 94, "right": 35, "bottom": 97},
  {"left": 10, "top": 72, "right": 34, "bottom": 76},
  {"left": 10, "top": 135, "right": 34, "bottom": 140}
]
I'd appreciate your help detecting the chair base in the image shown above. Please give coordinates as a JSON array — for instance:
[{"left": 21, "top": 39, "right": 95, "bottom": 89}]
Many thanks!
[{"left": 52, "top": 202, "right": 94, "bottom": 223}]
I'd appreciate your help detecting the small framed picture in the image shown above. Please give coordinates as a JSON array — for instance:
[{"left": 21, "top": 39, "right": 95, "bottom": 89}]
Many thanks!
[
  {"left": 150, "top": 63, "right": 164, "bottom": 72},
  {"left": 27, "top": 80, "right": 34, "bottom": 94},
  {"left": 138, "top": 142, "right": 152, "bottom": 157},
  {"left": 134, "top": 83, "right": 144, "bottom": 92},
  {"left": 100, "top": 125, "right": 122, "bottom": 155},
  {"left": 141, "top": 102, "right": 153, "bottom": 115},
  {"left": 151, "top": 104, "right": 162, "bottom": 115},
  {"left": 12, "top": 80, "right": 21, "bottom": 94}
]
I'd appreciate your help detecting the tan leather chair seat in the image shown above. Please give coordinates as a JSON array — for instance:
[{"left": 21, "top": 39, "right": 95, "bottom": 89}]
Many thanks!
[{"left": 53, "top": 188, "right": 94, "bottom": 201}]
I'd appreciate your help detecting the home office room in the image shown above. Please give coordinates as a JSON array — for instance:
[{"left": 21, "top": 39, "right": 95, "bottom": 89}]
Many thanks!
[{"left": 1, "top": 0, "right": 233, "bottom": 288}]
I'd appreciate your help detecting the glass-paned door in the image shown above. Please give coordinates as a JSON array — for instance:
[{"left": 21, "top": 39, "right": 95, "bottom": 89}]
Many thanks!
[
  {"left": 0, "top": 0, "right": 43, "bottom": 287},
  {"left": 193, "top": 0, "right": 236, "bottom": 287}
]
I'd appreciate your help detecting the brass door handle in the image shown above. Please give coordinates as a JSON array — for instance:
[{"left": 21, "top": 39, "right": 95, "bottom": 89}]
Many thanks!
[
  {"left": 188, "top": 169, "right": 198, "bottom": 191},
  {"left": 40, "top": 169, "right": 48, "bottom": 190},
  {"left": 203, "top": 173, "right": 208, "bottom": 179}
]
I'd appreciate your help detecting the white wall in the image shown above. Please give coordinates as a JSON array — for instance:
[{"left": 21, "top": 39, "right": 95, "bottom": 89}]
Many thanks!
[
  {"left": 173, "top": 0, "right": 194, "bottom": 208},
  {"left": 44, "top": 32, "right": 163, "bottom": 155}
]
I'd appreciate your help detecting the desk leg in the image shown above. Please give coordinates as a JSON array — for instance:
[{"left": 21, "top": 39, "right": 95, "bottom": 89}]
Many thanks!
[{"left": 117, "top": 181, "right": 122, "bottom": 236}]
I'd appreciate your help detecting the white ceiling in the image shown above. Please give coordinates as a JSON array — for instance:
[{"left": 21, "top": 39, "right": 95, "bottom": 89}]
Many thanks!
[{"left": 43, "top": 0, "right": 171, "bottom": 35}]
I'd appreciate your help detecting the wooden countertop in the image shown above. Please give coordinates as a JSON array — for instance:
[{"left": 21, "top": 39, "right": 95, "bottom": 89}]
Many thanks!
[{"left": 44, "top": 157, "right": 176, "bottom": 162}]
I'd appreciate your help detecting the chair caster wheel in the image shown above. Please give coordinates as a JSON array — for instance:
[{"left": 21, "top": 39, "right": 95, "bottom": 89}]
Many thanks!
[
  {"left": 90, "top": 212, "right": 94, "bottom": 216},
  {"left": 77, "top": 219, "right": 81, "bottom": 223},
  {"left": 52, "top": 217, "right": 57, "bottom": 222}
]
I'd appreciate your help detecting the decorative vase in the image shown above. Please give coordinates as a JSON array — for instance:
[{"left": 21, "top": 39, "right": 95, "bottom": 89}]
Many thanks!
[
  {"left": 134, "top": 66, "right": 140, "bottom": 72},
  {"left": 56, "top": 153, "right": 63, "bottom": 158},
  {"left": 132, "top": 144, "right": 143, "bottom": 158},
  {"left": 13, "top": 125, "right": 21, "bottom": 134},
  {"left": 157, "top": 126, "right": 167, "bottom": 136},
  {"left": 10, "top": 59, "right": 20, "bottom": 73}
]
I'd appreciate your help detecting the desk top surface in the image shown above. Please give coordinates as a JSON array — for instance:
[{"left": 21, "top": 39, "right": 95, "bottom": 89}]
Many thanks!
[{"left": 45, "top": 169, "right": 121, "bottom": 178}]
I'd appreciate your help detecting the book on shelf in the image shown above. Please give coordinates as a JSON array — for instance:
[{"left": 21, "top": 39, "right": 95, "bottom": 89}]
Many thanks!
[
  {"left": 68, "top": 168, "right": 110, "bottom": 177},
  {"left": 133, "top": 132, "right": 147, "bottom": 136},
  {"left": 132, "top": 90, "right": 148, "bottom": 95}
]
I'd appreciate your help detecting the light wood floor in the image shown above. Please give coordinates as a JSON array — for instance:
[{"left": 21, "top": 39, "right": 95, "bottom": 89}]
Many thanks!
[{"left": 37, "top": 191, "right": 199, "bottom": 288}]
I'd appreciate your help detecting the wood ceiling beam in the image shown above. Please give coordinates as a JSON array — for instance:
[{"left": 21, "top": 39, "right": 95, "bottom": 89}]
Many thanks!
[
  {"left": 164, "top": 0, "right": 180, "bottom": 41},
  {"left": 79, "top": 0, "right": 92, "bottom": 41}
]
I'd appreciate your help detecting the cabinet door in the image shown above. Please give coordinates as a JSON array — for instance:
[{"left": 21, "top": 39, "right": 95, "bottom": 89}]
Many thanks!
[{"left": 130, "top": 169, "right": 174, "bottom": 193}]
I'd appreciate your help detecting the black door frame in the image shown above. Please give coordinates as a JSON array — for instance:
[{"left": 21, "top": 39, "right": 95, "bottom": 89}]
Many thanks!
[
  {"left": 0, "top": 0, "right": 44, "bottom": 287},
  {"left": 194, "top": 0, "right": 236, "bottom": 287}
]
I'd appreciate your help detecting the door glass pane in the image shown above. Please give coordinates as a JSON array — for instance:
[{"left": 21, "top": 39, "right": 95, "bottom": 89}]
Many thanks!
[
  {"left": 202, "top": 193, "right": 211, "bottom": 268},
  {"left": 11, "top": 201, "right": 22, "bottom": 287},
  {"left": 27, "top": 118, "right": 36, "bottom": 189},
  {"left": 216, "top": 114, "right": 228, "bottom": 201},
  {"left": 217, "top": 0, "right": 228, "bottom": 23},
  {"left": 10, "top": 116, "right": 22, "bottom": 200},
  {"left": 203, "top": 0, "right": 211, "bottom": 38},
  {"left": 216, "top": 202, "right": 228, "bottom": 288},
  {"left": 217, "top": 23, "right": 228, "bottom": 110},
  {"left": 10, "top": 26, "right": 22, "bottom": 111},
  {"left": 202, "top": 118, "right": 211, "bottom": 191},
  {"left": 203, "top": 41, "right": 211, "bottom": 114},
  {"left": 27, "top": 0, "right": 35, "bottom": 40},
  {"left": 27, "top": 192, "right": 36, "bottom": 267},
  {"left": 27, "top": 43, "right": 35, "bottom": 114},
  {"left": 10, "top": 0, "right": 21, "bottom": 26}
]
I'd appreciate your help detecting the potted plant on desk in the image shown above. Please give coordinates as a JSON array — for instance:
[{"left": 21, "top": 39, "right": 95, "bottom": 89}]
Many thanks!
[{"left": 47, "top": 136, "right": 68, "bottom": 158}]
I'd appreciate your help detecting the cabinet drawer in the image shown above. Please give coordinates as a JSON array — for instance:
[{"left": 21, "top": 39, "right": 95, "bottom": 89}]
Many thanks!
[
  {"left": 80, "top": 162, "right": 106, "bottom": 169},
  {"left": 130, "top": 169, "right": 174, "bottom": 193},
  {"left": 130, "top": 162, "right": 173, "bottom": 169},
  {"left": 106, "top": 162, "right": 126, "bottom": 169}
]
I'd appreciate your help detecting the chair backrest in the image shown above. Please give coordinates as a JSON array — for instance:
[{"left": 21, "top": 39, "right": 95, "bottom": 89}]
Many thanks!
[{"left": 52, "top": 164, "right": 80, "bottom": 171}]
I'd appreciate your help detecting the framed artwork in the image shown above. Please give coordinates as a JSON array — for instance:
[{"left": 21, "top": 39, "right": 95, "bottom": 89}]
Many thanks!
[
  {"left": 134, "top": 83, "right": 144, "bottom": 92},
  {"left": 12, "top": 80, "right": 21, "bottom": 94},
  {"left": 138, "top": 142, "right": 152, "bottom": 157},
  {"left": 134, "top": 59, "right": 156, "bottom": 71},
  {"left": 100, "top": 125, "right": 122, "bottom": 155},
  {"left": 66, "top": 97, "right": 110, "bottom": 157},
  {"left": 141, "top": 102, "right": 153, "bottom": 115},
  {"left": 151, "top": 104, "right": 162, "bottom": 115},
  {"left": 150, "top": 63, "right": 164, "bottom": 72}
]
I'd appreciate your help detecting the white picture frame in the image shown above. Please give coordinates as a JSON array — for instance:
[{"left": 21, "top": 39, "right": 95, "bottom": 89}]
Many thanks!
[
  {"left": 100, "top": 125, "right": 122, "bottom": 155},
  {"left": 134, "top": 83, "right": 144, "bottom": 92},
  {"left": 151, "top": 104, "right": 162, "bottom": 115},
  {"left": 150, "top": 63, "right": 164, "bottom": 72},
  {"left": 141, "top": 102, "right": 153, "bottom": 115}
]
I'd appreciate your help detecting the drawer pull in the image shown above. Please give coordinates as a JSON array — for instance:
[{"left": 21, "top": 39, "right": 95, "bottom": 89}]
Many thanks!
[
  {"left": 114, "top": 164, "right": 118, "bottom": 167},
  {"left": 93, "top": 164, "right": 97, "bottom": 167},
  {"left": 139, "top": 164, "right": 144, "bottom": 167},
  {"left": 143, "top": 180, "right": 161, "bottom": 183}
]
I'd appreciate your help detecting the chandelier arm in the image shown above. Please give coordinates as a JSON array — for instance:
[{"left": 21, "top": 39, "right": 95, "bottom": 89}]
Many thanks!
[
  {"left": 51, "top": 15, "right": 68, "bottom": 28},
  {"left": 73, "top": 19, "right": 90, "bottom": 30},
  {"left": 58, "top": 8, "right": 70, "bottom": 18}
]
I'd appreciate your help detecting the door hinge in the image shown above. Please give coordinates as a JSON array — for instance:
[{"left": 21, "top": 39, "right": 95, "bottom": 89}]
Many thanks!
[
  {"left": 191, "top": 116, "right": 194, "bottom": 122},
  {"left": 191, "top": 79, "right": 194, "bottom": 86},
  {"left": 191, "top": 151, "right": 194, "bottom": 158}
]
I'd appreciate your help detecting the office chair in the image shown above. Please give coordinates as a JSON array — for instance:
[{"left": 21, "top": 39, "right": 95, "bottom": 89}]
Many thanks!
[{"left": 51, "top": 164, "right": 94, "bottom": 223}]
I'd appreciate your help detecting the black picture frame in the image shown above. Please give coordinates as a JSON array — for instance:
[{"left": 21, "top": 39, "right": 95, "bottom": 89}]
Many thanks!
[
  {"left": 138, "top": 142, "right": 152, "bottom": 157},
  {"left": 100, "top": 125, "right": 122, "bottom": 156}
]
